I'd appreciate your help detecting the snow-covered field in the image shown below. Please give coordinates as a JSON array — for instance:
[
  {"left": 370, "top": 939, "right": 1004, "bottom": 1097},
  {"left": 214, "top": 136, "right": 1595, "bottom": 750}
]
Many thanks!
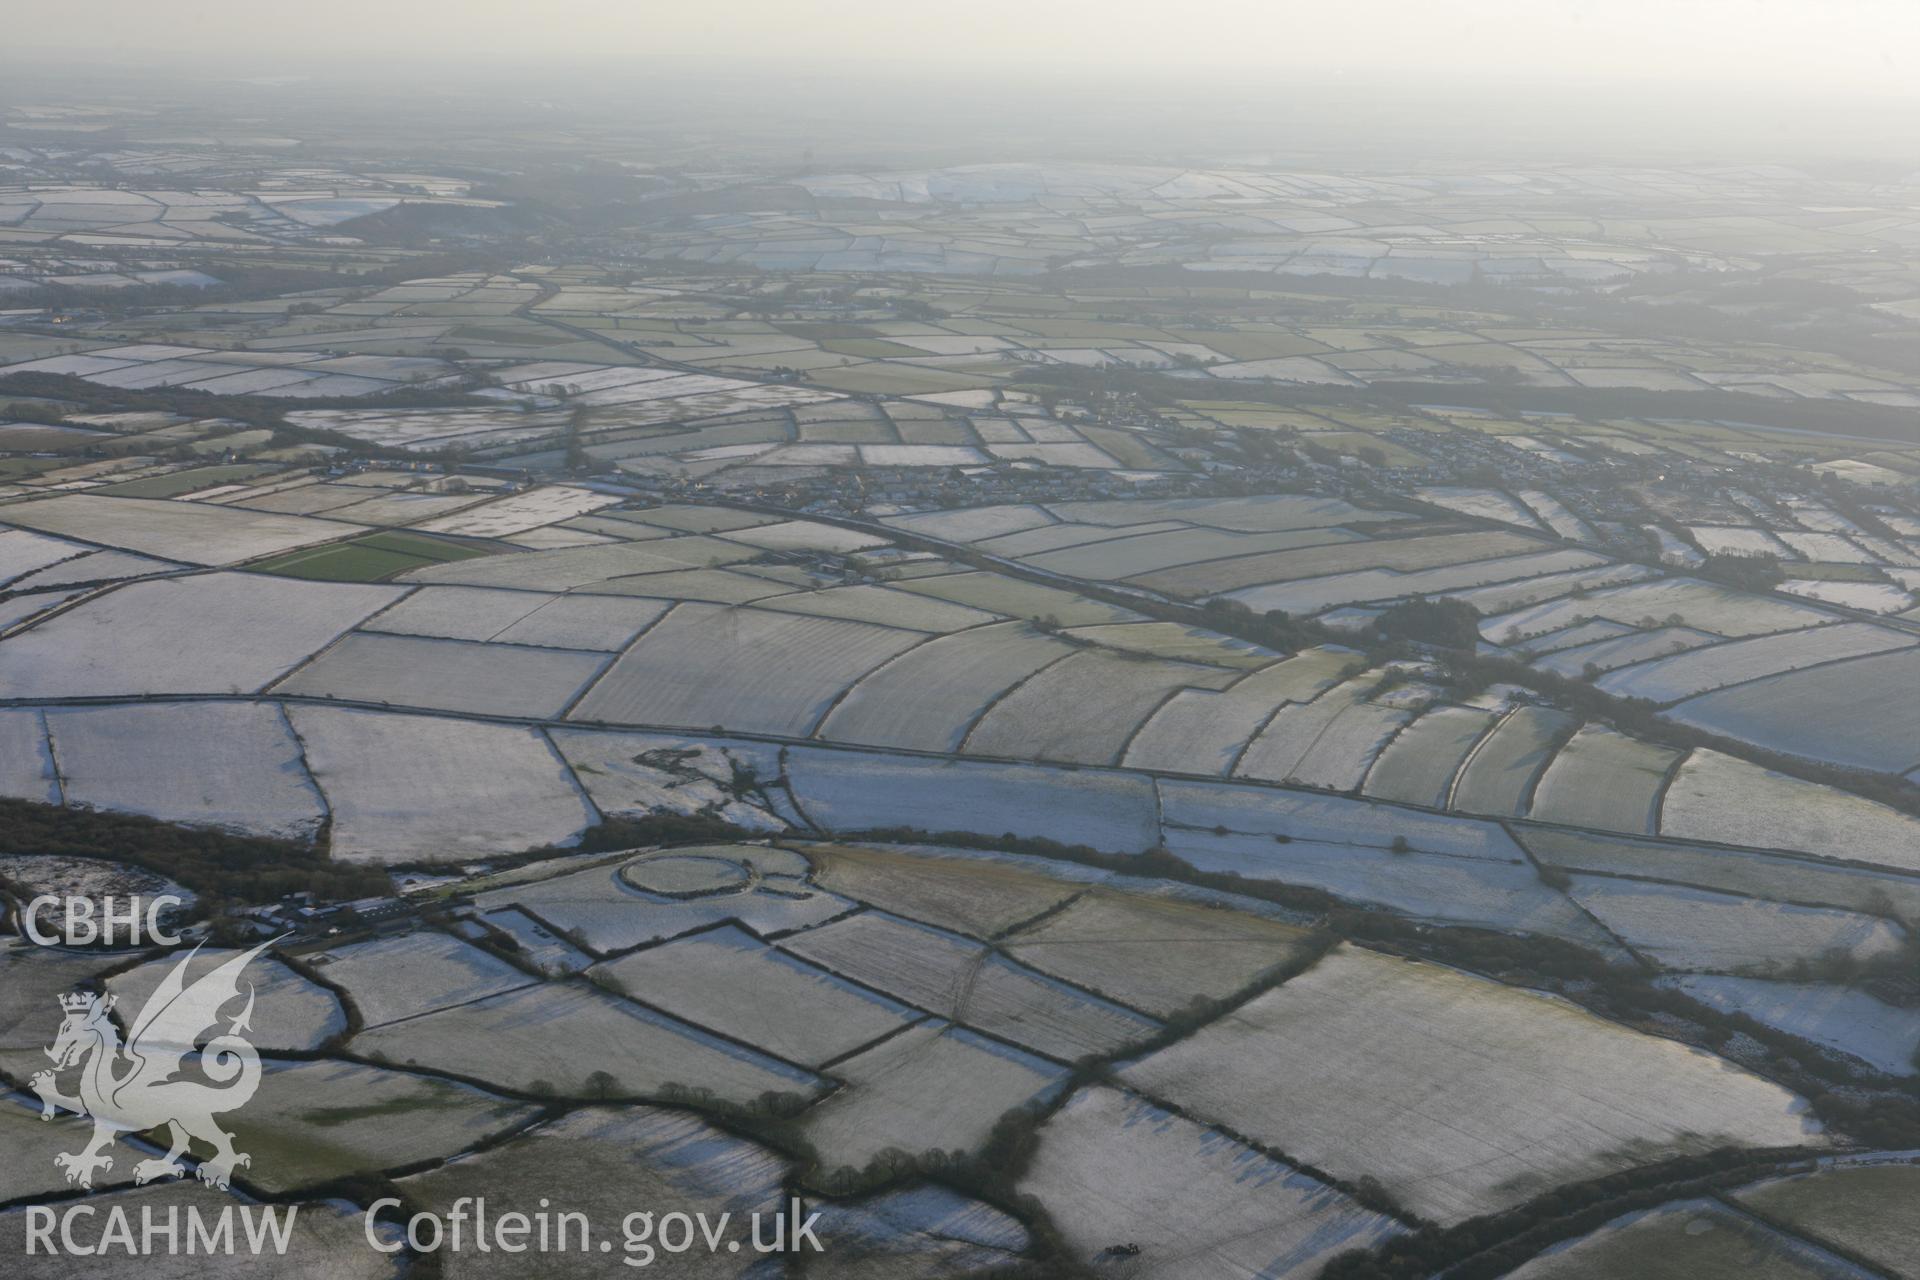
[
  {"left": 1364, "top": 704, "right": 1497, "bottom": 807},
  {"left": 1596, "top": 622, "right": 1914, "bottom": 704},
  {"left": 787, "top": 750, "right": 1161, "bottom": 852},
  {"left": 0, "top": 708, "right": 58, "bottom": 803},
  {"left": 1233, "top": 673, "right": 1387, "bottom": 783},
  {"left": 1166, "top": 828, "right": 1615, "bottom": 945},
  {"left": 473, "top": 846, "right": 850, "bottom": 952},
  {"left": 0, "top": 528, "right": 90, "bottom": 585},
  {"left": 547, "top": 728, "right": 790, "bottom": 831},
  {"left": 569, "top": 602, "right": 924, "bottom": 736},
  {"left": 894, "top": 570, "right": 1142, "bottom": 626},
  {"left": 780, "top": 911, "right": 1160, "bottom": 1061},
  {"left": 1231, "top": 548, "right": 1602, "bottom": 615},
  {"left": 0, "top": 574, "right": 401, "bottom": 698},
  {"left": 233, "top": 1059, "right": 538, "bottom": 1195},
  {"left": 308, "top": 930, "right": 536, "bottom": 1028},
  {"left": 801, "top": 1184, "right": 1032, "bottom": 1277},
  {"left": 1282, "top": 700, "right": 1413, "bottom": 790},
  {"left": 964, "top": 649, "right": 1235, "bottom": 766},
  {"left": 1061, "top": 620, "right": 1281, "bottom": 669},
  {"left": 354, "top": 982, "right": 825, "bottom": 1105},
  {"left": 363, "top": 586, "right": 669, "bottom": 650},
  {"left": 396, "top": 1106, "right": 787, "bottom": 1268},
  {"left": 108, "top": 949, "right": 346, "bottom": 1052},
  {"left": 1450, "top": 705, "right": 1575, "bottom": 815},
  {"left": 1567, "top": 877, "right": 1905, "bottom": 973},
  {"left": 1519, "top": 826, "right": 1920, "bottom": 928},
  {"left": 1161, "top": 776, "right": 1525, "bottom": 858},
  {"left": 43, "top": 700, "right": 328, "bottom": 839},
  {"left": 754, "top": 582, "right": 999, "bottom": 632},
  {"left": 883, "top": 503, "right": 1056, "bottom": 542},
  {"left": 798, "top": 1021, "right": 1066, "bottom": 1170},
  {"left": 0, "top": 494, "right": 356, "bottom": 565},
  {"left": 1664, "top": 648, "right": 1920, "bottom": 774},
  {"left": 1415, "top": 485, "right": 1545, "bottom": 528},
  {"left": 1484, "top": 577, "right": 1831, "bottom": 643},
  {"left": 592, "top": 924, "right": 918, "bottom": 1067},
  {"left": 1003, "top": 887, "right": 1320, "bottom": 1017},
  {"left": 818, "top": 621, "right": 1074, "bottom": 752},
  {"left": 1532, "top": 625, "right": 1720, "bottom": 678},
  {"left": 414, "top": 485, "right": 620, "bottom": 538},
  {"left": 1527, "top": 724, "right": 1681, "bottom": 834},
  {"left": 1119, "top": 945, "right": 1825, "bottom": 1224},
  {"left": 1019, "top": 1086, "right": 1404, "bottom": 1278},
  {"left": 1687, "top": 525, "right": 1794, "bottom": 559},
  {"left": 1124, "top": 645, "right": 1363, "bottom": 775},
  {"left": 289, "top": 707, "right": 596, "bottom": 863},
  {"left": 1661, "top": 975, "right": 1919, "bottom": 1076},
  {"left": 274, "top": 631, "right": 611, "bottom": 719},
  {"left": 1660, "top": 749, "right": 1920, "bottom": 873}
]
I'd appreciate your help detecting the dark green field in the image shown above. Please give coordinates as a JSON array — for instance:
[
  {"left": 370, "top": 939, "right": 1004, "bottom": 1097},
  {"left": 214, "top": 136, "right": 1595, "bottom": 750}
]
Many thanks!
[{"left": 248, "top": 529, "right": 499, "bottom": 581}]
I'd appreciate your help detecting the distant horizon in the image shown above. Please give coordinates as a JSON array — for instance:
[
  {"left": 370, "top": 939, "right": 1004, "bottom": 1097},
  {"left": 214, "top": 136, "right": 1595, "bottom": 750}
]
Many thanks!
[
  {"left": 6, "top": 54, "right": 1920, "bottom": 168},
  {"left": 7, "top": 0, "right": 1918, "bottom": 112},
  {"left": 4, "top": 0, "right": 1911, "bottom": 88}
]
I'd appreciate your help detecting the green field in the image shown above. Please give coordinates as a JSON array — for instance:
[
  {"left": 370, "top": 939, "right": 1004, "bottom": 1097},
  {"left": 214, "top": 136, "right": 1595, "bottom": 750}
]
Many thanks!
[
  {"left": 248, "top": 530, "right": 499, "bottom": 582},
  {"left": 0, "top": 457, "right": 64, "bottom": 481},
  {"left": 97, "top": 464, "right": 279, "bottom": 499}
]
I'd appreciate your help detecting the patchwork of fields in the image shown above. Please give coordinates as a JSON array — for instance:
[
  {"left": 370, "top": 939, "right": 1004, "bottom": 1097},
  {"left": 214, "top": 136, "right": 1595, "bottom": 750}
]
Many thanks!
[
  {"left": 4, "top": 481, "right": 1917, "bottom": 950},
  {"left": 6, "top": 95, "right": 1920, "bottom": 1280},
  {"left": 6, "top": 836, "right": 1847, "bottom": 1268},
  {"left": 6, "top": 204, "right": 1920, "bottom": 1276}
]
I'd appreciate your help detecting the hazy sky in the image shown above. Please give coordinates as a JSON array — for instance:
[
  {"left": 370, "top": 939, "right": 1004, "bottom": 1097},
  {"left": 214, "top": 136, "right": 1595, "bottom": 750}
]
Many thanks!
[{"left": 9, "top": 0, "right": 1917, "bottom": 100}]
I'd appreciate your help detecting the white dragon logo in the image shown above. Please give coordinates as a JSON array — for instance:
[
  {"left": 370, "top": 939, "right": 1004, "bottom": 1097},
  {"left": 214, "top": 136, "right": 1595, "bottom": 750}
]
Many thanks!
[{"left": 28, "top": 941, "right": 271, "bottom": 1191}]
